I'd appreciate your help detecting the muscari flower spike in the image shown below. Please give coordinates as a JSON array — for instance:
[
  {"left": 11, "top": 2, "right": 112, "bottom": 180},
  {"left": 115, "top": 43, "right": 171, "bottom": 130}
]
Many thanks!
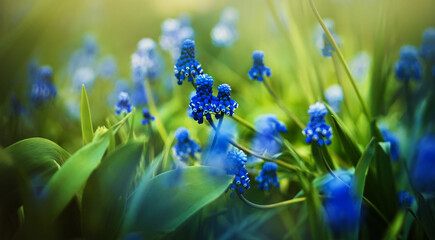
[
  {"left": 256, "top": 162, "right": 280, "bottom": 191},
  {"left": 380, "top": 126, "right": 400, "bottom": 162},
  {"left": 248, "top": 50, "right": 271, "bottom": 82},
  {"left": 322, "top": 32, "right": 335, "bottom": 57},
  {"left": 420, "top": 27, "right": 435, "bottom": 62},
  {"left": 411, "top": 135, "right": 435, "bottom": 193},
  {"left": 132, "top": 38, "right": 162, "bottom": 83},
  {"left": 394, "top": 45, "right": 422, "bottom": 81},
  {"left": 324, "top": 85, "right": 343, "bottom": 113},
  {"left": 398, "top": 190, "right": 414, "bottom": 209},
  {"left": 215, "top": 84, "right": 238, "bottom": 118},
  {"left": 159, "top": 16, "right": 194, "bottom": 61},
  {"left": 174, "top": 39, "right": 203, "bottom": 85},
  {"left": 189, "top": 74, "right": 218, "bottom": 124},
  {"left": 172, "top": 127, "right": 201, "bottom": 163},
  {"left": 302, "top": 102, "right": 332, "bottom": 146},
  {"left": 225, "top": 148, "right": 250, "bottom": 197},
  {"left": 30, "top": 66, "right": 57, "bottom": 106},
  {"left": 115, "top": 91, "right": 133, "bottom": 115},
  {"left": 141, "top": 107, "right": 155, "bottom": 125}
]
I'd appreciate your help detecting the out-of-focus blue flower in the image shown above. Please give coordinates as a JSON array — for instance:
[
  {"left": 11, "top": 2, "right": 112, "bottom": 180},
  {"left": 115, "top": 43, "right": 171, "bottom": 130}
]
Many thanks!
[
  {"left": 248, "top": 50, "right": 271, "bottom": 81},
  {"left": 131, "top": 82, "right": 148, "bottom": 106},
  {"left": 68, "top": 35, "right": 99, "bottom": 76},
  {"left": 172, "top": 127, "right": 201, "bottom": 163},
  {"left": 98, "top": 55, "right": 117, "bottom": 79},
  {"left": 398, "top": 190, "right": 414, "bottom": 209},
  {"left": 303, "top": 102, "right": 332, "bottom": 146},
  {"left": 174, "top": 39, "right": 203, "bottom": 85},
  {"left": 30, "top": 66, "right": 57, "bottom": 106},
  {"left": 256, "top": 162, "right": 279, "bottom": 191},
  {"left": 205, "top": 119, "right": 237, "bottom": 167},
  {"left": 215, "top": 84, "right": 238, "bottom": 118},
  {"left": 115, "top": 91, "right": 132, "bottom": 115},
  {"left": 250, "top": 114, "right": 287, "bottom": 162},
  {"left": 83, "top": 34, "right": 98, "bottom": 56},
  {"left": 108, "top": 79, "right": 130, "bottom": 106},
  {"left": 324, "top": 85, "right": 343, "bottom": 113},
  {"left": 322, "top": 33, "right": 335, "bottom": 57},
  {"left": 420, "top": 27, "right": 435, "bottom": 62},
  {"left": 189, "top": 74, "right": 217, "bottom": 124},
  {"left": 312, "top": 19, "right": 341, "bottom": 58},
  {"left": 211, "top": 7, "right": 239, "bottom": 47},
  {"left": 380, "top": 126, "right": 400, "bottom": 161},
  {"left": 411, "top": 135, "right": 435, "bottom": 193},
  {"left": 159, "top": 16, "right": 194, "bottom": 61},
  {"left": 226, "top": 148, "right": 250, "bottom": 196},
  {"left": 350, "top": 52, "right": 371, "bottom": 82},
  {"left": 141, "top": 107, "right": 155, "bottom": 125},
  {"left": 319, "top": 169, "right": 359, "bottom": 234},
  {"left": 394, "top": 45, "right": 422, "bottom": 81},
  {"left": 72, "top": 67, "right": 96, "bottom": 90},
  {"left": 27, "top": 60, "right": 39, "bottom": 84},
  {"left": 131, "top": 38, "right": 162, "bottom": 83}
]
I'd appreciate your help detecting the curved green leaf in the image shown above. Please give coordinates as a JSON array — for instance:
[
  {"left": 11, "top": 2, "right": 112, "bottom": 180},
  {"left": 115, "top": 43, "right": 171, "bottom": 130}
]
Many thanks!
[
  {"left": 123, "top": 166, "right": 233, "bottom": 236},
  {"left": 82, "top": 141, "right": 143, "bottom": 239},
  {"left": 81, "top": 84, "right": 94, "bottom": 145}
]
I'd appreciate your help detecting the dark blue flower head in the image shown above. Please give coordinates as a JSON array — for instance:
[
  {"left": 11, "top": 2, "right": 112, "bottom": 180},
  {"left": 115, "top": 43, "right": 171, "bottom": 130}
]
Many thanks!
[
  {"left": 226, "top": 148, "right": 250, "bottom": 196},
  {"left": 189, "top": 74, "right": 218, "bottom": 124},
  {"left": 174, "top": 39, "right": 203, "bottom": 85},
  {"left": 248, "top": 50, "right": 271, "bottom": 81},
  {"left": 394, "top": 45, "right": 422, "bottom": 81},
  {"left": 172, "top": 127, "right": 201, "bottom": 163},
  {"left": 30, "top": 66, "right": 57, "bottom": 106},
  {"left": 420, "top": 27, "right": 435, "bottom": 62},
  {"left": 411, "top": 135, "right": 435, "bottom": 193},
  {"left": 115, "top": 91, "right": 133, "bottom": 115},
  {"left": 302, "top": 102, "right": 332, "bottom": 146},
  {"left": 319, "top": 169, "right": 360, "bottom": 234},
  {"left": 398, "top": 190, "right": 414, "bottom": 209},
  {"left": 256, "top": 162, "right": 279, "bottom": 191},
  {"left": 215, "top": 84, "right": 238, "bottom": 118},
  {"left": 380, "top": 126, "right": 400, "bottom": 161},
  {"left": 141, "top": 107, "right": 155, "bottom": 125}
]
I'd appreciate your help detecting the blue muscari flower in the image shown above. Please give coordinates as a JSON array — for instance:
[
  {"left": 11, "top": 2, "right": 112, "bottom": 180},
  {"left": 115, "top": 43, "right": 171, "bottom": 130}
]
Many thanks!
[
  {"left": 68, "top": 35, "right": 98, "bottom": 76},
  {"left": 141, "top": 107, "right": 155, "bottom": 125},
  {"left": 398, "top": 190, "right": 414, "bottom": 209},
  {"left": 248, "top": 50, "right": 271, "bottom": 81},
  {"left": 108, "top": 79, "right": 129, "bottom": 106},
  {"left": 250, "top": 114, "right": 287, "bottom": 163},
  {"left": 420, "top": 27, "right": 435, "bottom": 62},
  {"left": 380, "top": 126, "right": 400, "bottom": 161},
  {"left": 411, "top": 135, "right": 435, "bottom": 193},
  {"left": 30, "top": 66, "right": 57, "bottom": 106},
  {"left": 174, "top": 39, "right": 203, "bottom": 85},
  {"left": 324, "top": 85, "right": 343, "bottom": 113},
  {"left": 256, "top": 162, "right": 279, "bottom": 191},
  {"left": 98, "top": 55, "right": 117, "bottom": 79},
  {"left": 131, "top": 82, "right": 148, "bottom": 106},
  {"left": 211, "top": 7, "right": 239, "bottom": 48},
  {"left": 72, "top": 67, "right": 96, "bottom": 90},
  {"left": 322, "top": 32, "right": 335, "bottom": 57},
  {"left": 302, "top": 102, "right": 332, "bottom": 146},
  {"left": 215, "top": 84, "right": 238, "bottom": 118},
  {"left": 159, "top": 16, "right": 194, "bottom": 61},
  {"left": 131, "top": 38, "right": 162, "bottom": 83},
  {"left": 83, "top": 34, "right": 98, "bottom": 56},
  {"left": 172, "top": 127, "right": 201, "bottom": 163},
  {"left": 189, "top": 74, "right": 218, "bottom": 124},
  {"left": 319, "top": 169, "right": 360, "bottom": 234},
  {"left": 350, "top": 52, "right": 371, "bottom": 82},
  {"left": 226, "top": 149, "right": 250, "bottom": 196},
  {"left": 394, "top": 45, "right": 422, "bottom": 81},
  {"left": 115, "top": 91, "right": 133, "bottom": 115}
]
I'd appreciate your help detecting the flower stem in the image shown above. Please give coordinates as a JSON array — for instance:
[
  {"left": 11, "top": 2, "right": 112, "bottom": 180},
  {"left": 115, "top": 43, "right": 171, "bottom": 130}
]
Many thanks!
[
  {"left": 263, "top": 77, "right": 305, "bottom": 130},
  {"left": 307, "top": 0, "right": 372, "bottom": 122},
  {"left": 238, "top": 193, "right": 307, "bottom": 209},
  {"left": 144, "top": 79, "right": 168, "bottom": 140},
  {"left": 206, "top": 116, "right": 224, "bottom": 163}
]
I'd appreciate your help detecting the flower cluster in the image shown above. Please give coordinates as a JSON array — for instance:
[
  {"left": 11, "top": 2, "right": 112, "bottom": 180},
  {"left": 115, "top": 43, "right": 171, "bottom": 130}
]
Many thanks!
[
  {"left": 172, "top": 127, "right": 201, "bottom": 163},
  {"left": 174, "top": 39, "right": 203, "bottom": 85},
  {"left": 420, "top": 27, "right": 435, "bottom": 62},
  {"left": 397, "top": 190, "right": 414, "bottom": 209},
  {"left": 324, "top": 85, "right": 343, "bottom": 113},
  {"left": 226, "top": 149, "right": 250, "bottom": 195},
  {"left": 189, "top": 74, "right": 217, "bottom": 123},
  {"left": 411, "top": 135, "right": 435, "bottom": 193},
  {"left": 131, "top": 38, "right": 162, "bottom": 83},
  {"left": 160, "top": 15, "right": 194, "bottom": 61},
  {"left": 256, "top": 162, "right": 280, "bottom": 191},
  {"left": 380, "top": 126, "right": 400, "bottom": 161},
  {"left": 215, "top": 84, "right": 239, "bottom": 118},
  {"left": 68, "top": 35, "right": 99, "bottom": 90},
  {"left": 248, "top": 50, "right": 271, "bottom": 81},
  {"left": 98, "top": 55, "right": 117, "bottom": 79},
  {"left": 115, "top": 91, "right": 133, "bottom": 115},
  {"left": 211, "top": 7, "right": 239, "bottom": 47},
  {"left": 141, "top": 107, "right": 155, "bottom": 125},
  {"left": 302, "top": 102, "right": 332, "bottom": 146},
  {"left": 394, "top": 45, "right": 422, "bottom": 81},
  {"left": 30, "top": 66, "right": 57, "bottom": 106}
]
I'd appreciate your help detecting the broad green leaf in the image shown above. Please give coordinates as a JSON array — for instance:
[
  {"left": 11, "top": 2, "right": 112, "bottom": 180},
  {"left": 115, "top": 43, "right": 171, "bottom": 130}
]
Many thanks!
[
  {"left": 127, "top": 108, "right": 136, "bottom": 142},
  {"left": 330, "top": 114, "right": 362, "bottom": 166},
  {"left": 311, "top": 144, "right": 334, "bottom": 173},
  {"left": 81, "top": 84, "right": 94, "bottom": 145},
  {"left": 382, "top": 211, "right": 406, "bottom": 240},
  {"left": 82, "top": 141, "right": 143, "bottom": 239},
  {"left": 123, "top": 166, "right": 233, "bottom": 236}
]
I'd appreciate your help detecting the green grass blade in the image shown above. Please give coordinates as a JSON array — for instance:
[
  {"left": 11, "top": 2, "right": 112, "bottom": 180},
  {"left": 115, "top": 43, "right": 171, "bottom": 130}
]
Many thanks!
[{"left": 81, "top": 85, "right": 94, "bottom": 145}]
